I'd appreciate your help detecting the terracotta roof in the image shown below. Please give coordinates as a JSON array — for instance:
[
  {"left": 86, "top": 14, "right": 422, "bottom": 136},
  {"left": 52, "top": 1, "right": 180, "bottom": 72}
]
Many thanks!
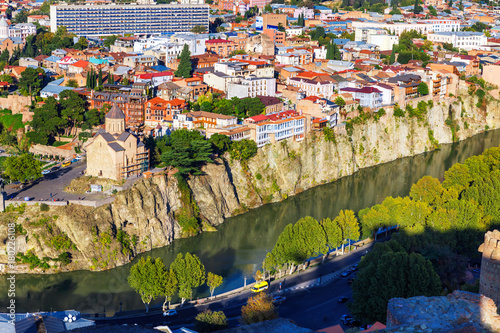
[
  {"left": 205, "top": 38, "right": 232, "bottom": 44},
  {"left": 71, "top": 60, "right": 89, "bottom": 68}
]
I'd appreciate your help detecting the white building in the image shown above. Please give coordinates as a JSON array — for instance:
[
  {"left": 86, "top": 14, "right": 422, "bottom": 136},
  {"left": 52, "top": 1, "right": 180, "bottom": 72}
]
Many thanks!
[
  {"left": 244, "top": 110, "right": 306, "bottom": 147},
  {"left": 286, "top": 27, "right": 305, "bottom": 37},
  {"left": 428, "top": 31, "right": 488, "bottom": 51},
  {"left": 352, "top": 19, "right": 460, "bottom": 36},
  {"left": 203, "top": 71, "right": 234, "bottom": 92},
  {"left": 0, "top": 17, "right": 36, "bottom": 41},
  {"left": 227, "top": 76, "right": 276, "bottom": 99},
  {"left": 355, "top": 87, "right": 383, "bottom": 109},
  {"left": 287, "top": 77, "right": 336, "bottom": 99}
]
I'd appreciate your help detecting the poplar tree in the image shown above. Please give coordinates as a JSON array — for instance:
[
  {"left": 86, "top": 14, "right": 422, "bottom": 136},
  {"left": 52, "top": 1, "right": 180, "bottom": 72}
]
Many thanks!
[
  {"left": 171, "top": 252, "right": 206, "bottom": 305},
  {"left": 334, "top": 210, "right": 360, "bottom": 253},
  {"left": 127, "top": 256, "right": 163, "bottom": 312},
  {"left": 175, "top": 44, "right": 193, "bottom": 78}
]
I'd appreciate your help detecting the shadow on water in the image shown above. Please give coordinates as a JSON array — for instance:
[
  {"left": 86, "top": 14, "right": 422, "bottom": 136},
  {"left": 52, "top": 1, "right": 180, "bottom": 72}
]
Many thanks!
[{"left": 3, "top": 130, "right": 500, "bottom": 313}]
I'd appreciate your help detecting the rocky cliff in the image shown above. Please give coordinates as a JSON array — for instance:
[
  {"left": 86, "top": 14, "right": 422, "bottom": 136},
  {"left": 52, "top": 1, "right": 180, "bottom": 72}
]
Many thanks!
[{"left": 2, "top": 95, "right": 500, "bottom": 273}]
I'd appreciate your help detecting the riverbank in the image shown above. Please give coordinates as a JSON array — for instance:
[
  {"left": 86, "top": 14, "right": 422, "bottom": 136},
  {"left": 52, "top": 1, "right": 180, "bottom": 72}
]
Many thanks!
[
  {"left": 4, "top": 128, "right": 500, "bottom": 313},
  {"left": 1, "top": 94, "right": 500, "bottom": 275}
]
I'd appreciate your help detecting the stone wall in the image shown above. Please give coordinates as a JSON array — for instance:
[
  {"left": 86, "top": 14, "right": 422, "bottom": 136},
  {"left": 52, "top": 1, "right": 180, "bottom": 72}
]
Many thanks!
[
  {"left": 478, "top": 230, "right": 500, "bottom": 311},
  {"left": 29, "top": 144, "right": 76, "bottom": 159},
  {"left": 1, "top": 95, "right": 33, "bottom": 121},
  {"left": 386, "top": 290, "right": 500, "bottom": 332}
]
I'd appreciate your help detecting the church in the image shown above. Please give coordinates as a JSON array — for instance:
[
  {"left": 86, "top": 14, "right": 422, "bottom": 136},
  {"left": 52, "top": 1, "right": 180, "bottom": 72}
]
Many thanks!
[{"left": 86, "top": 104, "right": 149, "bottom": 180}]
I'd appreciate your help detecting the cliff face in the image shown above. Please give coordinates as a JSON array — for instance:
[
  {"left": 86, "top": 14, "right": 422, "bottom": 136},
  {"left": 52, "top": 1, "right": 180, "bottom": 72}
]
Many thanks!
[{"left": 2, "top": 96, "right": 500, "bottom": 273}]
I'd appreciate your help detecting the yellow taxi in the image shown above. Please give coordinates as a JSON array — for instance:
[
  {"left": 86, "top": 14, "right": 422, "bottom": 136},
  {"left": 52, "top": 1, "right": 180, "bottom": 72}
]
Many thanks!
[
  {"left": 62, "top": 161, "right": 72, "bottom": 168},
  {"left": 251, "top": 281, "right": 269, "bottom": 293}
]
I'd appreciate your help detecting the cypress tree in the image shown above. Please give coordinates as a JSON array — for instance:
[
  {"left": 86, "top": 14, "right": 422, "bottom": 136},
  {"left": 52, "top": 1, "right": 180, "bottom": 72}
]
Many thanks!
[
  {"left": 326, "top": 42, "right": 333, "bottom": 60},
  {"left": 109, "top": 72, "right": 114, "bottom": 84},
  {"left": 389, "top": 44, "right": 396, "bottom": 64},
  {"left": 175, "top": 44, "right": 193, "bottom": 79},
  {"left": 98, "top": 68, "right": 103, "bottom": 87},
  {"left": 333, "top": 43, "right": 341, "bottom": 60}
]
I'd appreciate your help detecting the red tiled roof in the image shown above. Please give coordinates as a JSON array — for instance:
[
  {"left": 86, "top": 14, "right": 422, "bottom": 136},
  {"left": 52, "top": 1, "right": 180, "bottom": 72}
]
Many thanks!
[
  {"left": 205, "top": 38, "right": 232, "bottom": 44},
  {"left": 136, "top": 71, "right": 173, "bottom": 79},
  {"left": 71, "top": 60, "right": 89, "bottom": 68},
  {"left": 357, "top": 86, "right": 381, "bottom": 94},
  {"left": 247, "top": 114, "right": 268, "bottom": 122}
]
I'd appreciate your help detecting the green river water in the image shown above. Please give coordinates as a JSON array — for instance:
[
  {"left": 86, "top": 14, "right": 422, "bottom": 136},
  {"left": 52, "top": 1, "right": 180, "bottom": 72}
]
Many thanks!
[{"left": 3, "top": 129, "right": 500, "bottom": 314}]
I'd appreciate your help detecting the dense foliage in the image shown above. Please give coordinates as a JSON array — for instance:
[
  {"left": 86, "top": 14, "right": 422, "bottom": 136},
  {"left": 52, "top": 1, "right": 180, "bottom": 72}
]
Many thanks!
[
  {"left": 3, "top": 153, "right": 42, "bottom": 182},
  {"left": 264, "top": 146, "right": 500, "bottom": 323},
  {"left": 193, "top": 94, "right": 266, "bottom": 118},
  {"left": 175, "top": 44, "right": 193, "bottom": 79},
  {"left": 128, "top": 253, "right": 223, "bottom": 311}
]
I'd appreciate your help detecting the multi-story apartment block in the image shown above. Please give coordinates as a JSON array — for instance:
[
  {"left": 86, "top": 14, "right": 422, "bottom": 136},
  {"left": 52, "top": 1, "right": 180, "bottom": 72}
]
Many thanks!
[
  {"left": 428, "top": 32, "right": 487, "bottom": 51},
  {"left": 227, "top": 76, "right": 276, "bottom": 99},
  {"left": 50, "top": 3, "right": 209, "bottom": 36},
  {"left": 214, "top": 60, "right": 274, "bottom": 78},
  {"left": 244, "top": 110, "right": 306, "bottom": 147}
]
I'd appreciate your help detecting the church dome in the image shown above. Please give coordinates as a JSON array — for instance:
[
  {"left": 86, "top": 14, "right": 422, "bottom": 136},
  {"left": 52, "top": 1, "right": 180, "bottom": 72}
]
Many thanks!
[
  {"left": 0, "top": 17, "right": 8, "bottom": 28},
  {"left": 106, "top": 104, "right": 125, "bottom": 119}
]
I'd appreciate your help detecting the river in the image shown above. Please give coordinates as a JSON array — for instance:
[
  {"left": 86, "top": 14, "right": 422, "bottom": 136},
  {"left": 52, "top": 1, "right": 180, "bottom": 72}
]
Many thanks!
[{"left": 3, "top": 130, "right": 500, "bottom": 314}]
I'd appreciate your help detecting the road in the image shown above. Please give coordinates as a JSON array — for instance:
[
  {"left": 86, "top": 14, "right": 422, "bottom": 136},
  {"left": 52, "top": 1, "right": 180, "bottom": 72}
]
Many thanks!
[
  {"left": 4, "top": 160, "right": 106, "bottom": 201},
  {"left": 92, "top": 242, "right": 373, "bottom": 331}
]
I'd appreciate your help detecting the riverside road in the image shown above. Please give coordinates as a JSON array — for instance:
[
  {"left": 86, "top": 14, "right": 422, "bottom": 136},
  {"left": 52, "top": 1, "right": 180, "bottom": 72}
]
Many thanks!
[{"left": 92, "top": 240, "right": 376, "bottom": 331}]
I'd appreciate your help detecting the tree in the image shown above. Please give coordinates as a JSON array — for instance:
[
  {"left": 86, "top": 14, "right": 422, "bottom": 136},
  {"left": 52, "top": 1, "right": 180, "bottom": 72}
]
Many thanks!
[
  {"left": 0, "top": 73, "right": 13, "bottom": 84},
  {"left": 350, "top": 241, "right": 441, "bottom": 324},
  {"left": 159, "top": 268, "right": 178, "bottom": 311},
  {"left": 428, "top": 5, "right": 438, "bottom": 16},
  {"left": 108, "top": 72, "right": 114, "bottom": 85},
  {"left": 195, "top": 309, "right": 228, "bottom": 332},
  {"left": 229, "top": 139, "right": 257, "bottom": 161},
  {"left": 264, "top": 4, "right": 272, "bottom": 13},
  {"left": 0, "top": 49, "right": 9, "bottom": 63},
  {"left": 334, "top": 210, "right": 360, "bottom": 253},
  {"left": 389, "top": 44, "right": 396, "bottom": 64},
  {"left": 98, "top": 68, "right": 103, "bottom": 87},
  {"left": 418, "top": 82, "right": 429, "bottom": 96},
  {"left": 191, "top": 25, "right": 207, "bottom": 34},
  {"left": 19, "top": 67, "right": 43, "bottom": 101},
  {"left": 127, "top": 256, "right": 164, "bottom": 312},
  {"left": 175, "top": 44, "right": 193, "bottom": 79},
  {"left": 122, "top": 77, "right": 129, "bottom": 85},
  {"left": 161, "top": 129, "right": 213, "bottom": 176},
  {"left": 59, "top": 90, "right": 86, "bottom": 134},
  {"left": 241, "top": 293, "right": 278, "bottom": 324},
  {"left": 334, "top": 96, "right": 346, "bottom": 106},
  {"left": 321, "top": 218, "right": 343, "bottom": 257},
  {"left": 3, "top": 154, "right": 42, "bottom": 182},
  {"left": 209, "top": 133, "right": 231, "bottom": 154},
  {"left": 27, "top": 97, "right": 65, "bottom": 145},
  {"left": 170, "top": 252, "right": 206, "bottom": 305},
  {"left": 413, "top": 0, "right": 422, "bottom": 14},
  {"left": 103, "top": 35, "right": 118, "bottom": 48},
  {"left": 207, "top": 272, "right": 223, "bottom": 298},
  {"left": 65, "top": 79, "right": 78, "bottom": 88},
  {"left": 409, "top": 176, "right": 444, "bottom": 206}
]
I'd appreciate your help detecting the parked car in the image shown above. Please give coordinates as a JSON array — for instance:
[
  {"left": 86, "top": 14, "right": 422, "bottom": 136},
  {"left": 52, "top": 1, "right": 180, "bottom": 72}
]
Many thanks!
[
  {"left": 163, "top": 309, "right": 177, "bottom": 317},
  {"left": 251, "top": 281, "right": 269, "bottom": 293},
  {"left": 75, "top": 155, "right": 83, "bottom": 160},
  {"left": 42, "top": 169, "right": 51, "bottom": 175},
  {"left": 272, "top": 296, "right": 286, "bottom": 305},
  {"left": 341, "top": 270, "right": 351, "bottom": 277},
  {"left": 338, "top": 296, "right": 349, "bottom": 303},
  {"left": 71, "top": 158, "right": 78, "bottom": 163},
  {"left": 51, "top": 166, "right": 60, "bottom": 172},
  {"left": 62, "top": 161, "right": 71, "bottom": 167},
  {"left": 341, "top": 314, "right": 353, "bottom": 325}
]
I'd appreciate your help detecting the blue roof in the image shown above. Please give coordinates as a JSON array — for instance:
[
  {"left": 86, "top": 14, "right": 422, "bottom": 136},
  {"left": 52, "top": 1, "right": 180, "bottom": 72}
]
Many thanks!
[
  {"left": 151, "top": 65, "right": 170, "bottom": 72},
  {"left": 44, "top": 56, "right": 61, "bottom": 63},
  {"left": 314, "top": 5, "right": 330, "bottom": 10},
  {"left": 89, "top": 57, "right": 108, "bottom": 65}
]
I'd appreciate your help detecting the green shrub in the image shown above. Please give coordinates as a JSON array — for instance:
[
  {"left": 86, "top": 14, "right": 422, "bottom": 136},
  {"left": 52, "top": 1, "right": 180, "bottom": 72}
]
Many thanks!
[
  {"left": 255, "top": 173, "right": 262, "bottom": 180},
  {"left": 40, "top": 203, "right": 49, "bottom": 212}
]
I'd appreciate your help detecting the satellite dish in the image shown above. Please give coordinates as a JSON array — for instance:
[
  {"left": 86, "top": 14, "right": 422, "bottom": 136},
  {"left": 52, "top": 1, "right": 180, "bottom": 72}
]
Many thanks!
[{"left": 64, "top": 317, "right": 68, "bottom": 322}]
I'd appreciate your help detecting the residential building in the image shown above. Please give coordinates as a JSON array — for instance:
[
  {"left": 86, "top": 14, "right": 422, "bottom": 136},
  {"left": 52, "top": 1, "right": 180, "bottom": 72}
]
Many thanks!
[
  {"left": 134, "top": 72, "right": 173, "bottom": 87},
  {"left": 19, "top": 57, "right": 39, "bottom": 67},
  {"left": 123, "top": 55, "right": 157, "bottom": 69},
  {"left": 86, "top": 105, "right": 149, "bottom": 181},
  {"left": 428, "top": 32, "right": 488, "bottom": 51},
  {"left": 262, "top": 13, "right": 287, "bottom": 29},
  {"left": 206, "top": 124, "right": 252, "bottom": 141},
  {"left": 227, "top": 76, "right": 276, "bottom": 99},
  {"left": 40, "top": 78, "right": 75, "bottom": 100},
  {"left": 256, "top": 96, "right": 284, "bottom": 114},
  {"left": 296, "top": 96, "right": 339, "bottom": 131},
  {"left": 173, "top": 111, "right": 237, "bottom": 130},
  {"left": 205, "top": 38, "right": 245, "bottom": 57},
  {"left": 90, "top": 91, "right": 146, "bottom": 127},
  {"left": 352, "top": 20, "right": 460, "bottom": 36},
  {"left": 244, "top": 110, "right": 306, "bottom": 147},
  {"left": 387, "top": 74, "right": 422, "bottom": 104},
  {"left": 287, "top": 77, "right": 336, "bottom": 99},
  {"left": 175, "top": 77, "right": 209, "bottom": 101},
  {"left": 355, "top": 86, "right": 383, "bottom": 109},
  {"left": 144, "top": 96, "right": 187, "bottom": 126},
  {"left": 203, "top": 71, "right": 234, "bottom": 92},
  {"left": 50, "top": 3, "right": 209, "bottom": 36}
]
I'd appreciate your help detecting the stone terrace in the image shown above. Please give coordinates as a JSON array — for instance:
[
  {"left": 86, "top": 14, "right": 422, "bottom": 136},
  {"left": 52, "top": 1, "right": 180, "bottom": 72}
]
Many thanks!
[{"left": 386, "top": 290, "right": 500, "bottom": 333}]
